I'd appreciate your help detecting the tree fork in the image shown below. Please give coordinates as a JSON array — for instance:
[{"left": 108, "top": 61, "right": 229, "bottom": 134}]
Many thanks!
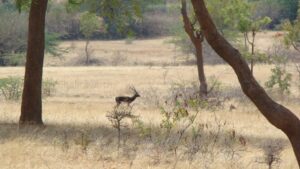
[{"left": 181, "top": 0, "right": 207, "bottom": 96}]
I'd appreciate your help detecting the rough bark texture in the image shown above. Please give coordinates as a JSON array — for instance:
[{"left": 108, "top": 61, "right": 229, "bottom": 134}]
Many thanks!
[
  {"left": 181, "top": 0, "right": 207, "bottom": 96},
  {"left": 19, "top": 0, "right": 48, "bottom": 125},
  {"left": 191, "top": 0, "right": 300, "bottom": 166}
]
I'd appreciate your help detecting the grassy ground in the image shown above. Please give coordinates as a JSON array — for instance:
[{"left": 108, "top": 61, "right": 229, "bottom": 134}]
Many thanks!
[
  {"left": 45, "top": 31, "right": 284, "bottom": 67},
  {"left": 0, "top": 32, "right": 299, "bottom": 169},
  {"left": 0, "top": 65, "right": 299, "bottom": 169}
]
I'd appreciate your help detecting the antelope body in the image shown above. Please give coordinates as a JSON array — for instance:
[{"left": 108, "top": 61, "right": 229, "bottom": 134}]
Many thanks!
[{"left": 115, "top": 87, "right": 140, "bottom": 106}]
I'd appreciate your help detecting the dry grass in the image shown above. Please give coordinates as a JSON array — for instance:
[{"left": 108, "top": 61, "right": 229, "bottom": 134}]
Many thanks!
[
  {"left": 0, "top": 64, "right": 299, "bottom": 169},
  {"left": 45, "top": 31, "right": 282, "bottom": 67},
  {"left": 0, "top": 32, "right": 299, "bottom": 169}
]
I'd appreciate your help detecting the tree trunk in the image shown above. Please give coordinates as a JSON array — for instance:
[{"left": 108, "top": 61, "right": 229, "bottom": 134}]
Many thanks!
[
  {"left": 181, "top": 0, "right": 207, "bottom": 96},
  {"left": 243, "top": 33, "right": 248, "bottom": 50},
  {"left": 191, "top": 0, "right": 300, "bottom": 166},
  {"left": 250, "top": 30, "right": 256, "bottom": 75},
  {"left": 19, "top": 0, "right": 48, "bottom": 125},
  {"left": 85, "top": 40, "right": 90, "bottom": 65},
  {"left": 195, "top": 43, "right": 207, "bottom": 96}
]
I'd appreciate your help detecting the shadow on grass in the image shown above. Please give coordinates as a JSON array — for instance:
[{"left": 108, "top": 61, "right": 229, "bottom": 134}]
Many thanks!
[{"left": 0, "top": 121, "right": 290, "bottom": 151}]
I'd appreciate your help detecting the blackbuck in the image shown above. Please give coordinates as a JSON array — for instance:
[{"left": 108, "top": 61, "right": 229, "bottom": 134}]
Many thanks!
[{"left": 115, "top": 87, "right": 140, "bottom": 107}]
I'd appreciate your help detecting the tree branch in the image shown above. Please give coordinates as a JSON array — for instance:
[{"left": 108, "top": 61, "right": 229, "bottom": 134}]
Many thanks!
[{"left": 191, "top": 0, "right": 300, "bottom": 166}]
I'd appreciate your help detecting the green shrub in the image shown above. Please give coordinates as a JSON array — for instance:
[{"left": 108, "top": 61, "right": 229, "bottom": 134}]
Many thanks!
[
  {"left": 265, "top": 66, "right": 292, "bottom": 95},
  {"left": 0, "top": 76, "right": 58, "bottom": 101},
  {"left": 0, "top": 76, "right": 23, "bottom": 101}
]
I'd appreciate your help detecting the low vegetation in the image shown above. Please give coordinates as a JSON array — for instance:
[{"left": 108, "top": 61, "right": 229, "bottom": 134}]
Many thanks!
[{"left": 0, "top": 65, "right": 298, "bottom": 168}]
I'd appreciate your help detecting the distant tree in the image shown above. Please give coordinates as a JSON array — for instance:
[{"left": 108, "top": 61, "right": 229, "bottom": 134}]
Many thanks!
[
  {"left": 71, "top": 0, "right": 165, "bottom": 38},
  {"left": 171, "top": 0, "right": 255, "bottom": 95},
  {"left": 206, "top": 0, "right": 272, "bottom": 76},
  {"left": 238, "top": 15, "right": 271, "bottom": 75},
  {"left": 79, "top": 12, "right": 103, "bottom": 65},
  {"left": 191, "top": 0, "right": 300, "bottom": 166},
  {"left": 206, "top": 0, "right": 249, "bottom": 38}
]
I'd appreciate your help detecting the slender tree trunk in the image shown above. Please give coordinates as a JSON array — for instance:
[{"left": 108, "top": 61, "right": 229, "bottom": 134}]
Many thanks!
[
  {"left": 250, "top": 30, "right": 256, "bottom": 75},
  {"left": 195, "top": 43, "right": 207, "bottom": 96},
  {"left": 181, "top": 0, "right": 207, "bottom": 96},
  {"left": 243, "top": 33, "right": 248, "bottom": 50},
  {"left": 85, "top": 40, "right": 90, "bottom": 65},
  {"left": 19, "top": 0, "right": 48, "bottom": 125},
  {"left": 191, "top": 0, "right": 300, "bottom": 166}
]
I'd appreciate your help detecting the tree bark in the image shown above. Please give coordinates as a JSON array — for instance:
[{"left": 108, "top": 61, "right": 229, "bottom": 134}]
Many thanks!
[
  {"left": 85, "top": 40, "right": 90, "bottom": 65},
  {"left": 195, "top": 42, "right": 207, "bottom": 96},
  {"left": 181, "top": 0, "right": 207, "bottom": 96},
  {"left": 250, "top": 30, "right": 255, "bottom": 75},
  {"left": 19, "top": 0, "right": 48, "bottom": 125},
  {"left": 191, "top": 0, "right": 300, "bottom": 166}
]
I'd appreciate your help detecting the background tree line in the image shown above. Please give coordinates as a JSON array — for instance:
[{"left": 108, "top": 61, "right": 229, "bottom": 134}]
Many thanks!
[{"left": 0, "top": 0, "right": 298, "bottom": 66}]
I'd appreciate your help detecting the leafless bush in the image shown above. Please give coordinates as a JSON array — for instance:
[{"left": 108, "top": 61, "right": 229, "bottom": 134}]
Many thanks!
[
  {"left": 106, "top": 106, "right": 137, "bottom": 150},
  {"left": 256, "top": 141, "right": 285, "bottom": 169}
]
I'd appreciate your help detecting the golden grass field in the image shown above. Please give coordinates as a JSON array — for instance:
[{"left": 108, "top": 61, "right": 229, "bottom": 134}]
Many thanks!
[{"left": 0, "top": 32, "right": 299, "bottom": 169}]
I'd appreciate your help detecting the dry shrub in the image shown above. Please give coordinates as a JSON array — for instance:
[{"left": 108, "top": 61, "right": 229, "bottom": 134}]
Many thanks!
[
  {"left": 256, "top": 141, "right": 286, "bottom": 169},
  {"left": 107, "top": 106, "right": 137, "bottom": 150}
]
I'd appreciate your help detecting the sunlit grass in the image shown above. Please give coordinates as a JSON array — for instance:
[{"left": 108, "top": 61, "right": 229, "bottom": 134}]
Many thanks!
[{"left": 0, "top": 64, "right": 298, "bottom": 168}]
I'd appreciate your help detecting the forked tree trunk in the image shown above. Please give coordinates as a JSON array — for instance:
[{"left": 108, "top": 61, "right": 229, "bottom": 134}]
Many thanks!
[
  {"left": 191, "top": 0, "right": 300, "bottom": 166},
  {"left": 181, "top": 0, "right": 207, "bottom": 96},
  {"left": 19, "top": 0, "right": 48, "bottom": 125}
]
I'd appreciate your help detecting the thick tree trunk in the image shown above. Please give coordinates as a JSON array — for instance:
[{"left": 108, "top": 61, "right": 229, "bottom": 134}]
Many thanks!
[
  {"left": 191, "top": 0, "right": 300, "bottom": 166},
  {"left": 181, "top": 0, "right": 207, "bottom": 96},
  {"left": 19, "top": 0, "right": 48, "bottom": 125}
]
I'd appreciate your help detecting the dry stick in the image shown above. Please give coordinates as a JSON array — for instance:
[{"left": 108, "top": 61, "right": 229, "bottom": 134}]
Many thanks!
[{"left": 191, "top": 0, "right": 300, "bottom": 167}]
